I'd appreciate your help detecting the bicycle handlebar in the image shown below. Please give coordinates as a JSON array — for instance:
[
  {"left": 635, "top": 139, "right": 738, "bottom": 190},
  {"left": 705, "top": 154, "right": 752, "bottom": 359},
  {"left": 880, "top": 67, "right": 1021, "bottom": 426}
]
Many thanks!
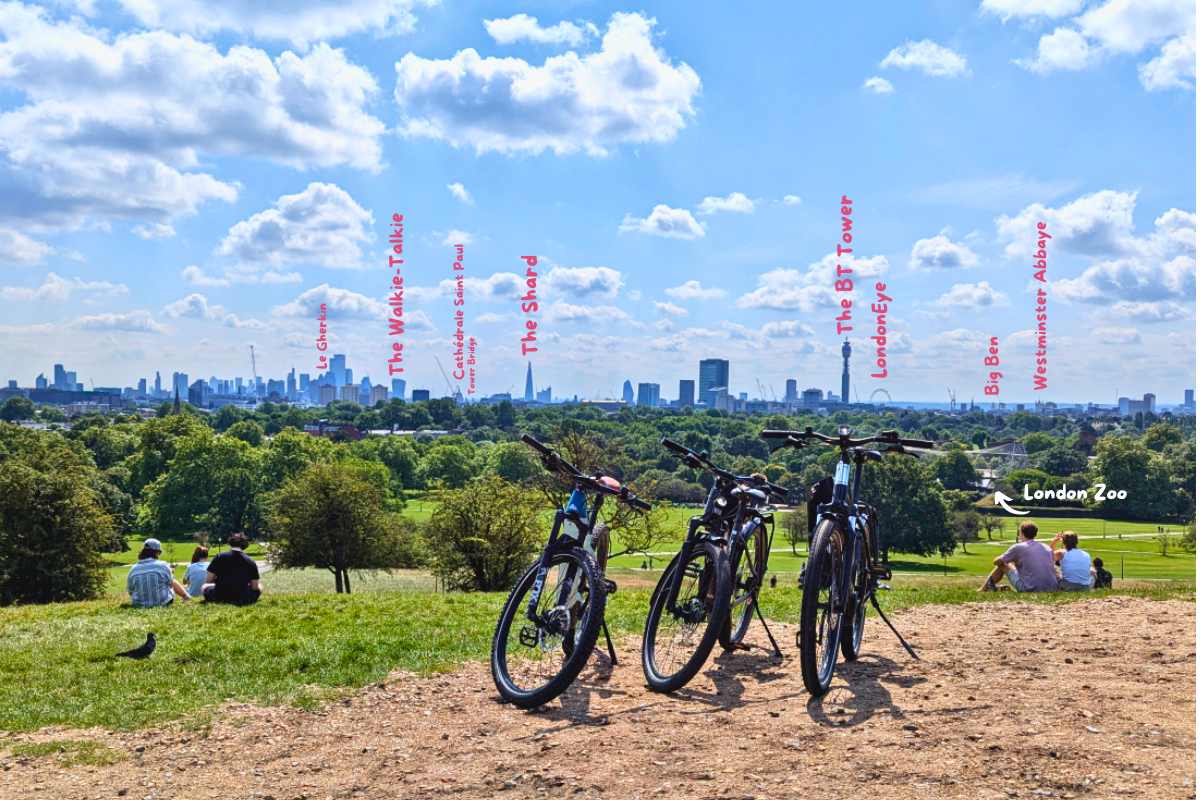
[
  {"left": 522, "top": 434, "right": 651, "bottom": 511},
  {"left": 662, "top": 438, "right": 787, "bottom": 499},
  {"left": 761, "top": 427, "right": 935, "bottom": 452}
]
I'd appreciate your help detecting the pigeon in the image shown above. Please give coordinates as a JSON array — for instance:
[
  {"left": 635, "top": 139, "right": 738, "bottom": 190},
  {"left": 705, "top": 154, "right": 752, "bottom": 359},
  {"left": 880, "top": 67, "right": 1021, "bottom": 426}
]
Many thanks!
[{"left": 116, "top": 633, "right": 156, "bottom": 659}]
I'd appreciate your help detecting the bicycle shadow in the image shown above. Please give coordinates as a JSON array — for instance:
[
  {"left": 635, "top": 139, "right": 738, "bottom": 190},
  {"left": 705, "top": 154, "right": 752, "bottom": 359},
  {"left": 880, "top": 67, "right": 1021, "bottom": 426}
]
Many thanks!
[
  {"left": 804, "top": 654, "right": 921, "bottom": 728},
  {"left": 522, "top": 647, "right": 648, "bottom": 729}
]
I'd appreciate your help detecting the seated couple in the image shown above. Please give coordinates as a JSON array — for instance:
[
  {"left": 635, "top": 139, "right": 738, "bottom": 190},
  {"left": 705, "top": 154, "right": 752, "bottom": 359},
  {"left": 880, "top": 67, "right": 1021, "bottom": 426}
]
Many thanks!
[
  {"left": 978, "top": 522, "right": 1108, "bottom": 593},
  {"left": 128, "top": 532, "right": 262, "bottom": 608}
]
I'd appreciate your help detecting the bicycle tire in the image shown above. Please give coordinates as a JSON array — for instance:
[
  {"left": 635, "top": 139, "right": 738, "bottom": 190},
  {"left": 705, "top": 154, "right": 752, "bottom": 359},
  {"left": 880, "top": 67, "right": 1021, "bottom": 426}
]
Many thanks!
[
  {"left": 840, "top": 542, "right": 867, "bottom": 661},
  {"left": 799, "top": 519, "right": 846, "bottom": 695},
  {"left": 720, "top": 522, "right": 768, "bottom": 649},
  {"left": 491, "top": 549, "right": 607, "bottom": 708},
  {"left": 642, "top": 540, "right": 730, "bottom": 693}
]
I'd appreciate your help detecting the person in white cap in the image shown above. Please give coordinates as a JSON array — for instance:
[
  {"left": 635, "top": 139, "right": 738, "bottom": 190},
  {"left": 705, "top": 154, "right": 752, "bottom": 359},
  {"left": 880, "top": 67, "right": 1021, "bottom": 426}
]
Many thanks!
[{"left": 127, "top": 538, "right": 190, "bottom": 607}]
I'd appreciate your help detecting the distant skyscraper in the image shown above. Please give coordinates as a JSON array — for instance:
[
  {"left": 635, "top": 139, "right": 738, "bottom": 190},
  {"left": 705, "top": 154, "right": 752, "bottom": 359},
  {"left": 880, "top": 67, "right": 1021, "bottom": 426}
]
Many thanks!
[
  {"left": 698, "top": 359, "right": 729, "bottom": 398},
  {"left": 66, "top": 371, "right": 78, "bottom": 391},
  {"left": 235, "top": 377, "right": 244, "bottom": 394},
  {"left": 412, "top": 389, "right": 431, "bottom": 402},
  {"left": 678, "top": 379, "right": 695, "bottom": 408},
  {"left": 35, "top": 373, "right": 48, "bottom": 390},
  {"left": 329, "top": 354, "right": 347, "bottom": 386},
  {"left": 173, "top": 372, "right": 189, "bottom": 396},
  {"left": 636, "top": 383, "right": 660, "bottom": 406},
  {"left": 1118, "top": 396, "right": 1130, "bottom": 415},
  {"left": 344, "top": 368, "right": 353, "bottom": 387},
  {"left": 524, "top": 363, "right": 534, "bottom": 402},
  {"left": 154, "top": 371, "right": 161, "bottom": 394},
  {"left": 6, "top": 380, "right": 15, "bottom": 389},
  {"left": 1186, "top": 389, "right": 1195, "bottom": 410},
  {"left": 339, "top": 385, "right": 358, "bottom": 402},
  {"left": 802, "top": 388, "right": 823, "bottom": 408},
  {"left": 841, "top": 339, "right": 851, "bottom": 404},
  {"left": 1143, "top": 393, "right": 1156, "bottom": 413},
  {"left": 287, "top": 368, "right": 297, "bottom": 398},
  {"left": 536, "top": 386, "right": 551, "bottom": 403},
  {"left": 622, "top": 380, "right": 634, "bottom": 403},
  {"left": 137, "top": 378, "right": 147, "bottom": 395},
  {"left": 53, "top": 364, "right": 66, "bottom": 390},
  {"left": 359, "top": 376, "right": 372, "bottom": 405},
  {"left": 392, "top": 378, "right": 407, "bottom": 400},
  {"left": 785, "top": 379, "right": 798, "bottom": 403},
  {"left": 318, "top": 384, "right": 338, "bottom": 405},
  {"left": 369, "top": 385, "right": 389, "bottom": 406},
  {"left": 299, "top": 373, "right": 310, "bottom": 392}
]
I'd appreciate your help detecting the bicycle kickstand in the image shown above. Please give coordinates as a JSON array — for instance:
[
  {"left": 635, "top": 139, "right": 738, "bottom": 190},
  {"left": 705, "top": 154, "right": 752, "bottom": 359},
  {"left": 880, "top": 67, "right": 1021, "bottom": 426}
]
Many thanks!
[
  {"left": 753, "top": 600, "right": 783, "bottom": 657},
  {"left": 868, "top": 593, "right": 919, "bottom": 660},
  {"left": 601, "top": 619, "right": 619, "bottom": 666}
]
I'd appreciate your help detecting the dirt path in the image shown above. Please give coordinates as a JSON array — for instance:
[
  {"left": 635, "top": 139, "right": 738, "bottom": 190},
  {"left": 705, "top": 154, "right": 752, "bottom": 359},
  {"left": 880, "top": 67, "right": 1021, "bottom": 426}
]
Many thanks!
[{"left": 3, "top": 597, "right": 1194, "bottom": 800}]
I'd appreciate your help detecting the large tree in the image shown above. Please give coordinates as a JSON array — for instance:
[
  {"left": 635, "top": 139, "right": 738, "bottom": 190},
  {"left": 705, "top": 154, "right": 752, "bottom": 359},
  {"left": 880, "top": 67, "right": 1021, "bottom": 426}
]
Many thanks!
[
  {"left": 931, "top": 448, "right": 981, "bottom": 491},
  {"left": 417, "top": 436, "right": 478, "bottom": 488},
  {"left": 125, "top": 414, "right": 210, "bottom": 497},
  {"left": 1090, "top": 435, "right": 1175, "bottom": 520},
  {"left": 862, "top": 454, "right": 954, "bottom": 557},
  {"left": 0, "top": 397, "right": 34, "bottom": 423}
]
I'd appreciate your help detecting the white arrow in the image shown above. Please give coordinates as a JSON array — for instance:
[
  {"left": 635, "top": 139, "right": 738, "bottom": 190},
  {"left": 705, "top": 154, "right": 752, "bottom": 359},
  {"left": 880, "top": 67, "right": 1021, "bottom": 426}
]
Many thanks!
[{"left": 994, "top": 492, "right": 1028, "bottom": 515}]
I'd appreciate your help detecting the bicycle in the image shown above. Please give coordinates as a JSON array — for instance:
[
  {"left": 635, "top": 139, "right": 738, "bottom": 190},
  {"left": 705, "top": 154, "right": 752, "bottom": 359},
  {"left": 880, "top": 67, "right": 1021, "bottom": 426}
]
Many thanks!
[
  {"left": 641, "top": 438, "right": 788, "bottom": 693},
  {"left": 491, "top": 434, "right": 651, "bottom": 708},
  {"left": 761, "top": 426, "right": 931, "bottom": 695}
]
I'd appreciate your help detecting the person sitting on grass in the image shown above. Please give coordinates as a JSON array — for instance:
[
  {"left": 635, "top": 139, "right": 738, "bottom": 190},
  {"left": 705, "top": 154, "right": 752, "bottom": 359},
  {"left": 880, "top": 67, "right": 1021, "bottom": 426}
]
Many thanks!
[
  {"left": 127, "top": 538, "right": 191, "bottom": 607},
  {"left": 1092, "top": 557, "right": 1113, "bottom": 589},
  {"left": 978, "top": 521, "right": 1057, "bottom": 593},
  {"left": 1052, "top": 531, "right": 1092, "bottom": 591},
  {"left": 183, "top": 546, "right": 209, "bottom": 598},
  {"left": 202, "top": 532, "right": 262, "bottom": 606}
]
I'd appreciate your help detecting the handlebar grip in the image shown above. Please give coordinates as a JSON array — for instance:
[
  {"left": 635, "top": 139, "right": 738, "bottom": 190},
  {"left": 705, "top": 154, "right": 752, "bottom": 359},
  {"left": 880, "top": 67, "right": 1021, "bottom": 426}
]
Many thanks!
[
  {"left": 661, "top": 438, "right": 690, "bottom": 455},
  {"left": 760, "top": 430, "right": 796, "bottom": 439},
  {"left": 900, "top": 438, "right": 935, "bottom": 449},
  {"left": 521, "top": 434, "right": 552, "bottom": 454},
  {"left": 630, "top": 497, "right": 652, "bottom": 511},
  {"left": 767, "top": 482, "right": 788, "bottom": 499}
]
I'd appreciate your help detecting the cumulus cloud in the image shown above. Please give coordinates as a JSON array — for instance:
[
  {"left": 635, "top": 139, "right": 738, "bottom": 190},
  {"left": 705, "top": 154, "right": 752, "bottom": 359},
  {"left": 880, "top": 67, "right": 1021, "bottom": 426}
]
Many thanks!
[
  {"left": 909, "top": 235, "right": 981, "bottom": 269},
  {"left": 70, "top": 309, "right": 166, "bottom": 333},
  {"left": 0, "top": 272, "right": 126, "bottom": 302},
  {"left": 446, "top": 183, "right": 473, "bottom": 204},
  {"left": 1106, "top": 300, "right": 1191, "bottom": 321},
  {"left": 218, "top": 183, "right": 374, "bottom": 271},
  {"left": 441, "top": 229, "right": 475, "bottom": 246},
  {"left": 544, "top": 302, "right": 633, "bottom": 324},
  {"left": 133, "top": 223, "right": 176, "bottom": 241},
  {"left": 1053, "top": 255, "right": 1196, "bottom": 305},
  {"left": 649, "top": 333, "right": 688, "bottom": 351},
  {"left": 619, "top": 205, "right": 706, "bottom": 239},
  {"left": 862, "top": 76, "right": 894, "bottom": 93},
  {"left": 99, "top": 0, "right": 435, "bottom": 47},
  {"left": 272, "top": 284, "right": 388, "bottom": 320},
  {"left": 980, "top": 0, "right": 1086, "bottom": 21},
  {"left": 0, "top": 228, "right": 54, "bottom": 264},
  {"left": 737, "top": 252, "right": 890, "bottom": 312},
  {"left": 665, "top": 280, "right": 727, "bottom": 300},
  {"left": 654, "top": 301, "right": 688, "bottom": 317},
  {"left": 696, "top": 192, "right": 755, "bottom": 215},
  {"left": 181, "top": 266, "right": 231, "bottom": 287},
  {"left": 395, "top": 12, "right": 701, "bottom": 156},
  {"left": 1016, "top": 27, "right": 1097, "bottom": 73},
  {"left": 227, "top": 269, "right": 304, "bottom": 285},
  {"left": 781, "top": 195, "right": 802, "bottom": 205},
  {"left": 545, "top": 266, "right": 623, "bottom": 299},
  {"left": 484, "top": 14, "right": 596, "bottom": 46},
  {"left": 474, "top": 312, "right": 512, "bottom": 323},
  {"left": 163, "top": 293, "right": 223, "bottom": 319},
  {"left": 0, "top": 8, "right": 385, "bottom": 236},
  {"left": 880, "top": 40, "right": 970, "bottom": 77},
  {"left": 1093, "top": 326, "right": 1142, "bottom": 344},
  {"left": 223, "top": 314, "right": 268, "bottom": 330},
  {"left": 406, "top": 272, "right": 524, "bottom": 303},
  {"left": 930, "top": 281, "right": 1011, "bottom": 308},
  {"left": 1139, "top": 32, "right": 1196, "bottom": 90}
]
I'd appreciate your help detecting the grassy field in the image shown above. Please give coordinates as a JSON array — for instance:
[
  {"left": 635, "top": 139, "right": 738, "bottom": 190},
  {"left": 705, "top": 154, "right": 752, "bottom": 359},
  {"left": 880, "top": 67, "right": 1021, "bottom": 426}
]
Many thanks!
[{"left": 0, "top": 577, "right": 1191, "bottom": 733}]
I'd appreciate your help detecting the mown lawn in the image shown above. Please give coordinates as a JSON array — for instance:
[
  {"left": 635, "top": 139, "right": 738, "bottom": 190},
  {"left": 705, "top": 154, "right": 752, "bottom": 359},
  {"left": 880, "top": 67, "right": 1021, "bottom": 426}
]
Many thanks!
[{"left": 0, "top": 578, "right": 1190, "bottom": 733}]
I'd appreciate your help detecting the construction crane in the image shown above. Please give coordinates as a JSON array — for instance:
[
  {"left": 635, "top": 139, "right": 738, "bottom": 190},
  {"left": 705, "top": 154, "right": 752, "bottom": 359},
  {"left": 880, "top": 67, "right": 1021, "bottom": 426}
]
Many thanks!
[
  {"left": 433, "top": 356, "right": 460, "bottom": 399},
  {"left": 769, "top": 384, "right": 778, "bottom": 402},
  {"left": 250, "top": 345, "right": 259, "bottom": 400},
  {"left": 947, "top": 387, "right": 956, "bottom": 412},
  {"left": 755, "top": 378, "right": 765, "bottom": 401},
  {"left": 854, "top": 384, "right": 860, "bottom": 403}
]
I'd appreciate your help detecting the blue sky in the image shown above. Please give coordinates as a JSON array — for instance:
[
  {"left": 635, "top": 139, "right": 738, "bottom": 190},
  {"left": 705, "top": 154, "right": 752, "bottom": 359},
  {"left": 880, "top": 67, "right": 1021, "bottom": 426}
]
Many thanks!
[{"left": 0, "top": 0, "right": 1194, "bottom": 405}]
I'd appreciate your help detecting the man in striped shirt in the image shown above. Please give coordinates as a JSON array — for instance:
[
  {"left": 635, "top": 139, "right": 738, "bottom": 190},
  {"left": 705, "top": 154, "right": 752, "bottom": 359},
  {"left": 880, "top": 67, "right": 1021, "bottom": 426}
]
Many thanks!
[{"left": 127, "top": 539, "right": 191, "bottom": 607}]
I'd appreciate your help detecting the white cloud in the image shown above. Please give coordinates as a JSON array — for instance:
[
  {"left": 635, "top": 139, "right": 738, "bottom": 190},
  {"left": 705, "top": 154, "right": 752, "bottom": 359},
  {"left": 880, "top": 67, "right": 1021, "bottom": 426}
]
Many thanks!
[
  {"left": 70, "top": 309, "right": 166, "bottom": 333},
  {"left": 227, "top": 270, "right": 304, "bottom": 285},
  {"left": 446, "top": 183, "right": 473, "bottom": 204},
  {"left": 930, "top": 281, "right": 1011, "bottom": 308},
  {"left": 1140, "top": 32, "right": 1197, "bottom": 90},
  {"left": 0, "top": 272, "right": 126, "bottom": 302},
  {"left": 649, "top": 333, "right": 688, "bottom": 351},
  {"left": 909, "top": 235, "right": 981, "bottom": 269},
  {"left": 761, "top": 320, "right": 818, "bottom": 339},
  {"left": 163, "top": 293, "right": 223, "bottom": 319},
  {"left": 1016, "top": 28, "right": 1097, "bottom": 73},
  {"left": 101, "top": 0, "right": 434, "bottom": 47},
  {"left": 1154, "top": 209, "right": 1197, "bottom": 252},
  {"left": 133, "top": 223, "right": 176, "bottom": 241},
  {"left": 665, "top": 280, "right": 727, "bottom": 300},
  {"left": 441, "top": 229, "right": 475, "bottom": 246},
  {"left": 980, "top": 0, "right": 1086, "bottom": 21},
  {"left": 654, "top": 301, "right": 688, "bottom": 317},
  {"left": 544, "top": 302, "right": 633, "bottom": 324},
  {"left": 272, "top": 284, "right": 388, "bottom": 320},
  {"left": 474, "top": 312, "right": 512, "bottom": 323},
  {"left": 181, "top": 266, "right": 231, "bottom": 287},
  {"left": 1078, "top": 0, "right": 1193, "bottom": 53},
  {"left": 545, "top": 266, "right": 623, "bottom": 299},
  {"left": 484, "top": 14, "right": 595, "bottom": 46},
  {"left": 781, "top": 195, "right": 802, "bottom": 205},
  {"left": 406, "top": 272, "right": 525, "bottom": 303},
  {"left": 736, "top": 252, "right": 889, "bottom": 312},
  {"left": 862, "top": 77, "right": 894, "bottom": 94},
  {"left": 653, "top": 318, "right": 675, "bottom": 332},
  {"left": 1093, "top": 326, "right": 1142, "bottom": 344},
  {"left": 619, "top": 205, "right": 706, "bottom": 239},
  {"left": 1053, "top": 255, "right": 1196, "bottom": 305},
  {"left": 0, "top": 9, "right": 385, "bottom": 236},
  {"left": 880, "top": 40, "right": 970, "bottom": 77},
  {"left": 1106, "top": 301, "right": 1191, "bottom": 322},
  {"left": 395, "top": 12, "right": 701, "bottom": 156},
  {"left": 696, "top": 192, "right": 755, "bottom": 215},
  {"left": 0, "top": 228, "right": 53, "bottom": 264},
  {"left": 218, "top": 183, "right": 374, "bottom": 270},
  {"left": 223, "top": 314, "right": 268, "bottom": 330}
]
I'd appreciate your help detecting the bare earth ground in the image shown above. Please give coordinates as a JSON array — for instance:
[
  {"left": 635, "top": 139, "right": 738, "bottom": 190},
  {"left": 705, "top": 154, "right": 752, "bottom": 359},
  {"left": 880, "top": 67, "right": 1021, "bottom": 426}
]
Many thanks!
[{"left": 3, "top": 597, "right": 1194, "bottom": 800}]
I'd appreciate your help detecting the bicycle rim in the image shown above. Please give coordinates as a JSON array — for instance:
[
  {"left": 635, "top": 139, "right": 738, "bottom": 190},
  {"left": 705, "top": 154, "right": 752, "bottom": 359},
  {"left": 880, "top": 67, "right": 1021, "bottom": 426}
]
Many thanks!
[
  {"left": 800, "top": 520, "right": 845, "bottom": 694},
  {"left": 723, "top": 524, "right": 767, "bottom": 648},
  {"left": 642, "top": 541, "right": 729, "bottom": 692}
]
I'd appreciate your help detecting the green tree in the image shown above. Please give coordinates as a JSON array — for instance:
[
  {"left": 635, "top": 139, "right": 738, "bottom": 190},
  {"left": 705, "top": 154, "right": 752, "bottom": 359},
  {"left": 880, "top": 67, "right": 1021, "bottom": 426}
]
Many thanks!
[
  {"left": 417, "top": 436, "right": 478, "bottom": 488},
  {"left": 77, "top": 424, "right": 138, "bottom": 470},
  {"left": 212, "top": 405, "right": 244, "bottom": 432},
  {"left": 125, "top": 414, "right": 210, "bottom": 497},
  {"left": 1033, "top": 444, "right": 1088, "bottom": 476},
  {"left": 226, "top": 420, "right": 265, "bottom": 447},
  {"left": 0, "top": 397, "right": 35, "bottom": 422},
  {"left": 1091, "top": 435, "right": 1175, "bottom": 519},
  {"left": 260, "top": 426, "right": 332, "bottom": 492},
  {"left": 1142, "top": 422, "right": 1184, "bottom": 452},
  {"left": 482, "top": 441, "right": 540, "bottom": 483},
  {"left": 494, "top": 400, "right": 517, "bottom": 429},
  {"left": 37, "top": 406, "right": 67, "bottom": 423},
  {"left": 862, "top": 454, "right": 954, "bottom": 557},
  {"left": 782, "top": 509, "right": 807, "bottom": 555},
  {"left": 1020, "top": 432, "right": 1056, "bottom": 454},
  {"left": 268, "top": 462, "right": 423, "bottom": 593},
  {"left": 931, "top": 448, "right": 981, "bottom": 491},
  {"left": 952, "top": 509, "right": 981, "bottom": 553},
  {"left": 980, "top": 513, "right": 1006, "bottom": 541},
  {"left": 425, "top": 476, "right": 543, "bottom": 591}
]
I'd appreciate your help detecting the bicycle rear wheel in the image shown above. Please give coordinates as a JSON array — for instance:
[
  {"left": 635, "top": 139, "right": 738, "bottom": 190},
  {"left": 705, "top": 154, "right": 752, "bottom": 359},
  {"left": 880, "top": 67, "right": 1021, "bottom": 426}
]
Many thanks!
[
  {"left": 642, "top": 540, "right": 730, "bottom": 693},
  {"left": 799, "top": 519, "right": 846, "bottom": 695},
  {"left": 720, "top": 522, "right": 768, "bottom": 649},
  {"left": 491, "top": 549, "right": 606, "bottom": 708}
]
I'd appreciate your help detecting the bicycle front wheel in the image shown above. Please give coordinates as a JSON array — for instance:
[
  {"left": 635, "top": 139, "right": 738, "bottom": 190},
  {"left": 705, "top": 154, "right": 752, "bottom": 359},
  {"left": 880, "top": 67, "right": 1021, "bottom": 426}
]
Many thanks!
[
  {"left": 840, "top": 539, "right": 868, "bottom": 662},
  {"left": 491, "top": 549, "right": 606, "bottom": 708},
  {"left": 799, "top": 519, "right": 846, "bottom": 695},
  {"left": 720, "top": 522, "right": 768, "bottom": 649},
  {"left": 642, "top": 540, "right": 730, "bottom": 693}
]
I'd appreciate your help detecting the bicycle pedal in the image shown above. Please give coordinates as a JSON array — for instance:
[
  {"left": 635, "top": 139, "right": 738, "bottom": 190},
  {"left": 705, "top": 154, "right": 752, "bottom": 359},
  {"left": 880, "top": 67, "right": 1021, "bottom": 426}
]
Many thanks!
[
  {"left": 871, "top": 566, "right": 893, "bottom": 580},
  {"left": 603, "top": 579, "right": 618, "bottom": 595},
  {"left": 729, "top": 642, "right": 750, "bottom": 651}
]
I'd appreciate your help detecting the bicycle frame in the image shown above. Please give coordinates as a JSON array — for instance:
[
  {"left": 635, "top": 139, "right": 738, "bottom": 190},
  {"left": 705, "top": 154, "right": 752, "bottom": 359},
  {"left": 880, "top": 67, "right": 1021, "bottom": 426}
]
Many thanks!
[{"left": 525, "top": 486, "right": 607, "bottom": 623}]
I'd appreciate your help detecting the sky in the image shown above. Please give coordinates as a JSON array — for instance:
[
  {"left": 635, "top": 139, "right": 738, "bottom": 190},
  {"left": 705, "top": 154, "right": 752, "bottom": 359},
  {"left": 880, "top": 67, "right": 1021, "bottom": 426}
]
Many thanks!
[{"left": 0, "top": 0, "right": 1195, "bottom": 406}]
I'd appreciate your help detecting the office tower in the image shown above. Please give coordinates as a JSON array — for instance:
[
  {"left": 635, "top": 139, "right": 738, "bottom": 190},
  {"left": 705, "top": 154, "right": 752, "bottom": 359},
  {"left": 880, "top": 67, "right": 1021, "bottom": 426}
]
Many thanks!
[
  {"left": 53, "top": 364, "right": 66, "bottom": 390},
  {"left": 358, "top": 376, "right": 371, "bottom": 405},
  {"left": 412, "top": 389, "right": 430, "bottom": 402},
  {"left": 188, "top": 379, "right": 207, "bottom": 406},
  {"left": 678, "top": 379, "right": 695, "bottom": 408},
  {"left": 1143, "top": 393, "right": 1156, "bottom": 413},
  {"left": 636, "top": 383, "right": 660, "bottom": 406},
  {"left": 6, "top": 380, "right": 14, "bottom": 389},
  {"left": 154, "top": 371, "right": 161, "bottom": 394},
  {"left": 35, "top": 373, "right": 47, "bottom": 390},
  {"left": 299, "top": 373, "right": 310, "bottom": 392},
  {"left": 137, "top": 378, "right": 146, "bottom": 395},
  {"left": 524, "top": 363, "right": 535, "bottom": 402},
  {"left": 785, "top": 379, "right": 798, "bottom": 403},
  {"left": 1118, "top": 396, "right": 1130, "bottom": 415},
  {"left": 1186, "top": 389, "right": 1195, "bottom": 410},
  {"left": 369, "top": 385, "right": 389, "bottom": 406},
  {"left": 235, "top": 377, "right": 244, "bottom": 394},
  {"left": 707, "top": 387, "right": 732, "bottom": 412},
  {"left": 738, "top": 392, "right": 748, "bottom": 402},
  {"left": 328, "top": 354, "right": 346, "bottom": 386},
  {"left": 841, "top": 339, "right": 851, "bottom": 404},
  {"left": 172, "top": 372, "right": 189, "bottom": 397},
  {"left": 287, "top": 368, "right": 297, "bottom": 398},
  {"left": 392, "top": 378, "right": 406, "bottom": 400},
  {"left": 318, "top": 384, "right": 338, "bottom": 405},
  {"left": 536, "top": 386, "right": 551, "bottom": 403},
  {"left": 66, "top": 371, "right": 78, "bottom": 391},
  {"left": 698, "top": 359, "right": 729, "bottom": 398},
  {"left": 802, "top": 388, "right": 823, "bottom": 408},
  {"left": 339, "top": 385, "right": 358, "bottom": 402},
  {"left": 622, "top": 380, "right": 634, "bottom": 403}
]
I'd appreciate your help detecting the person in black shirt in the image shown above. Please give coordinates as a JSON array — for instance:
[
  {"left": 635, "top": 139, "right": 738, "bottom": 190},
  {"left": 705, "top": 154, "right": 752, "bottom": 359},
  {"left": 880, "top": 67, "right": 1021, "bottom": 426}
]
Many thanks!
[
  {"left": 202, "top": 532, "right": 262, "bottom": 605},
  {"left": 1091, "top": 557, "right": 1113, "bottom": 589}
]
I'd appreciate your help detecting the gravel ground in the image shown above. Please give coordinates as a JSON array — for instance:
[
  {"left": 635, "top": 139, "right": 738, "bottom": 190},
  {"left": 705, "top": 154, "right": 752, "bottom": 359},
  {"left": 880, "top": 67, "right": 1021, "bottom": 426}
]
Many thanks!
[{"left": 2, "top": 597, "right": 1194, "bottom": 800}]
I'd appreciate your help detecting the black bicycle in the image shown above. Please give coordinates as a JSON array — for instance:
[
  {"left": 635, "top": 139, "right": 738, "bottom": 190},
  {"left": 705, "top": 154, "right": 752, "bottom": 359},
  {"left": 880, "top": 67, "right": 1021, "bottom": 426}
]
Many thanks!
[
  {"left": 641, "top": 438, "right": 788, "bottom": 693},
  {"left": 491, "top": 434, "right": 650, "bottom": 708},
  {"left": 762, "top": 427, "right": 931, "bottom": 695}
]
